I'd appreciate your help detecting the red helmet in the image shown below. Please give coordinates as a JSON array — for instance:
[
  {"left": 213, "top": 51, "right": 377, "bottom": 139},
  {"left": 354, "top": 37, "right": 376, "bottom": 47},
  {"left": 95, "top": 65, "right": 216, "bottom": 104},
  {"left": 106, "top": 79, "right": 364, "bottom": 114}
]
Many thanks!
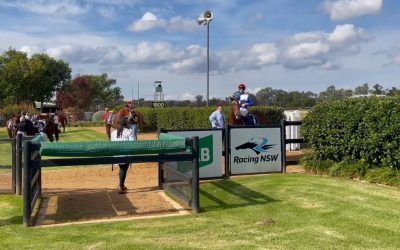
[{"left": 238, "top": 83, "right": 246, "bottom": 89}]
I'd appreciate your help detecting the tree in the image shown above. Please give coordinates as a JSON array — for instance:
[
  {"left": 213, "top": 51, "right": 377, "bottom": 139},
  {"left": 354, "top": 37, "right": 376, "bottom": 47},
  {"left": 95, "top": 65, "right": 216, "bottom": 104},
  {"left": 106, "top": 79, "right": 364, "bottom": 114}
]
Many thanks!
[
  {"left": 255, "top": 87, "right": 317, "bottom": 108},
  {"left": 386, "top": 87, "right": 400, "bottom": 96},
  {"left": 28, "top": 53, "right": 71, "bottom": 104},
  {"left": 0, "top": 49, "right": 30, "bottom": 105},
  {"left": 370, "top": 84, "right": 385, "bottom": 95},
  {"left": 318, "top": 85, "right": 353, "bottom": 103},
  {"left": 354, "top": 83, "right": 369, "bottom": 95},
  {"left": 195, "top": 95, "right": 204, "bottom": 106},
  {"left": 57, "top": 74, "right": 124, "bottom": 111},
  {"left": 0, "top": 49, "right": 71, "bottom": 106}
]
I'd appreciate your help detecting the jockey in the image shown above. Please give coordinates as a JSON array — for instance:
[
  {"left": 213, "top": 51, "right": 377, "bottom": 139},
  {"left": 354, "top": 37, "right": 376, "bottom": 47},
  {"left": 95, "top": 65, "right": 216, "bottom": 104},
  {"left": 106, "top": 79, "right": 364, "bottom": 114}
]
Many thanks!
[{"left": 232, "top": 83, "right": 255, "bottom": 125}]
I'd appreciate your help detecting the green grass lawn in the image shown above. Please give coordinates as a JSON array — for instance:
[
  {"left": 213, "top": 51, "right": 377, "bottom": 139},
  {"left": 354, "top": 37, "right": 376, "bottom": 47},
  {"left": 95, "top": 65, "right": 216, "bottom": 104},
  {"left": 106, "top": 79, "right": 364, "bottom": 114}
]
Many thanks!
[
  {"left": 1, "top": 174, "right": 399, "bottom": 249},
  {"left": 1, "top": 127, "right": 399, "bottom": 248}
]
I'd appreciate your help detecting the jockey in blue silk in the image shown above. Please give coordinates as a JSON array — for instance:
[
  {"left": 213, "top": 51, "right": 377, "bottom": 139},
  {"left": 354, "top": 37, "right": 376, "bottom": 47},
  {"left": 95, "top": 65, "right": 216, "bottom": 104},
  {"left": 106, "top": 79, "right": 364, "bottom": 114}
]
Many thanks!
[
  {"left": 234, "top": 83, "right": 254, "bottom": 112},
  {"left": 232, "top": 83, "right": 256, "bottom": 125}
]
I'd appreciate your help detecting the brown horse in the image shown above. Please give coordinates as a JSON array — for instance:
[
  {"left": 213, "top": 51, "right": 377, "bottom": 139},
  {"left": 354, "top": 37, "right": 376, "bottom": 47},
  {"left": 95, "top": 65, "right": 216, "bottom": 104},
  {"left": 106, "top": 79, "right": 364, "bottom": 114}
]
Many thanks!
[
  {"left": 228, "top": 100, "right": 268, "bottom": 126},
  {"left": 37, "top": 115, "right": 56, "bottom": 142},
  {"left": 112, "top": 108, "right": 146, "bottom": 138}
]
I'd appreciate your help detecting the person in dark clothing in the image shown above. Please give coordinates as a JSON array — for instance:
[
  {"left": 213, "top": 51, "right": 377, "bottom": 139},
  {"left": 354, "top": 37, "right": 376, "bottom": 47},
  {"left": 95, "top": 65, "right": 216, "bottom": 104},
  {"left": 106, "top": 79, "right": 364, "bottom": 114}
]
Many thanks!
[{"left": 16, "top": 116, "right": 28, "bottom": 136}]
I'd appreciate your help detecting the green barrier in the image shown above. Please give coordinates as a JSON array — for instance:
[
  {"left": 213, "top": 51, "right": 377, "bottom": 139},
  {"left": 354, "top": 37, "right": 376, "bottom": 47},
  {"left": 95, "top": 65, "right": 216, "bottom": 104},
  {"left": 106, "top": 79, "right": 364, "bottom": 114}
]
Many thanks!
[{"left": 37, "top": 133, "right": 187, "bottom": 157}]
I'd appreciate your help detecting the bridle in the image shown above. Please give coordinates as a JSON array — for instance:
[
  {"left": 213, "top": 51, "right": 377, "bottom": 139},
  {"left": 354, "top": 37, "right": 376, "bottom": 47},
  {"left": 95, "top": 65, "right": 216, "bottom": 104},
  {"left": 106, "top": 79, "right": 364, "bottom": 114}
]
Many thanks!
[{"left": 231, "top": 100, "right": 241, "bottom": 120}]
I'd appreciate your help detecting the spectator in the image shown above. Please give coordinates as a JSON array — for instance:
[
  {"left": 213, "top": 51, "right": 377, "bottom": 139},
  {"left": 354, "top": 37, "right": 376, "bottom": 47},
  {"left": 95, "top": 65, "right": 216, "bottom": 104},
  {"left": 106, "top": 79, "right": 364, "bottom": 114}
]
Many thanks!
[
  {"left": 209, "top": 104, "right": 226, "bottom": 129},
  {"left": 16, "top": 116, "right": 28, "bottom": 136}
]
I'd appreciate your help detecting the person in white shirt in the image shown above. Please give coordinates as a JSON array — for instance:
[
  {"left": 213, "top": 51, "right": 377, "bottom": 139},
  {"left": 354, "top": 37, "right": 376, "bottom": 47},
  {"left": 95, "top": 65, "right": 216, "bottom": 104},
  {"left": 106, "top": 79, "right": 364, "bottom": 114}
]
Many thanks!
[
  {"left": 110, "top": 117, "right": 134, "bottom": 194},
  {"left": 209, "top": 104, "right": 226, "bottom": 129}
]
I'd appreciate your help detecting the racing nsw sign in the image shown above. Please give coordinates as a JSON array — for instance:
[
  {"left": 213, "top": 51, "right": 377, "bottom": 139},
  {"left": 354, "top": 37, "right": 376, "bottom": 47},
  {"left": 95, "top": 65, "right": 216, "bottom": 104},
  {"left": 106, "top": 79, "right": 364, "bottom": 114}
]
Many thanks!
[
  {"left": 168, "top": 130, "right": 223, "bottom": 178},
  {"left": 230, "top": 127, "right": 283, "bottom": 174}
]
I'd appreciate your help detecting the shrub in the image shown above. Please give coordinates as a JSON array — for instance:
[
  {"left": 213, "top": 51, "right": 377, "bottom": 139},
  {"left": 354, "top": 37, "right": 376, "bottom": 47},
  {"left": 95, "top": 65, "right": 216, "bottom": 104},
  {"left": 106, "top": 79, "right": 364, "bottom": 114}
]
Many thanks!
[
  {"left": 301, "top": 151, "right": 335, "bottom": 174},
  {"left": 135, "top": 105, "right": 284, "bottom": 131},
  {"left": 302, "top": 97, "right": 400, "bottom": 170},
  {"left": 329, "top": 159, "right": 370, "bottom": 179},
  {"left": 364, "top": 167, "right": 400, "bottom": 188},
  {"left": 2, "top": 103, "right": 38, "bottom": 120}
]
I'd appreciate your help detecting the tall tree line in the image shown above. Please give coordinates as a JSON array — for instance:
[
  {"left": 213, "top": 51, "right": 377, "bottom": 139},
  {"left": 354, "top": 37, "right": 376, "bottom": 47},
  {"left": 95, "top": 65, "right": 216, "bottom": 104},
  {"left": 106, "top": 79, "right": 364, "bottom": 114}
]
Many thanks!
[{"left": 0, "top": 48, "right": 124, "bottom": 111}]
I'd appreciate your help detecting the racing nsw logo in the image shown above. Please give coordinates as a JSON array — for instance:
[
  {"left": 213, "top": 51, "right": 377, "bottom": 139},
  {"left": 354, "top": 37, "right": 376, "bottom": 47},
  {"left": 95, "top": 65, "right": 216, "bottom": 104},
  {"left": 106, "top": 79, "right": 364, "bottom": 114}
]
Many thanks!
[
  {"left": 233, "top": 137, "right": 279, "bottom": 164},
  {"left": 235, "top": 137, "right": 275, "bottom": 155}
]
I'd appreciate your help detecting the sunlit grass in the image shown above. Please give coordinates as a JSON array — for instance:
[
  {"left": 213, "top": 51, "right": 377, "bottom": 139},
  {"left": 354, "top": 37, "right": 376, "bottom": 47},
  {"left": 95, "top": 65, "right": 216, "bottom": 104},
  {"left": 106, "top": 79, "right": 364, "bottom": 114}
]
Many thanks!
[{"left": 1, "top": 174, "right": 400, "bottom": 249}]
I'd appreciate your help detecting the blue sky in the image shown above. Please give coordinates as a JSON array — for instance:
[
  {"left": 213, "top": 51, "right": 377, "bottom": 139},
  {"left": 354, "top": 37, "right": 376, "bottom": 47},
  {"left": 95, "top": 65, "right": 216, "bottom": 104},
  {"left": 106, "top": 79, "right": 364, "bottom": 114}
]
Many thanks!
[{"left": 0, "top": 0, "right": 399, "bottom": 101}]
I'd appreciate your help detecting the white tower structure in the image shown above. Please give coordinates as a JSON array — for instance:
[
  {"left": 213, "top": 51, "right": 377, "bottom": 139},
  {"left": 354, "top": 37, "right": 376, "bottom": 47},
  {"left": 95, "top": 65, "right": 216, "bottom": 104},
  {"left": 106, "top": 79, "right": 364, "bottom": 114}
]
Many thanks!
[{"left": 154, "top": 81, "right": 164, "bottom": 101}]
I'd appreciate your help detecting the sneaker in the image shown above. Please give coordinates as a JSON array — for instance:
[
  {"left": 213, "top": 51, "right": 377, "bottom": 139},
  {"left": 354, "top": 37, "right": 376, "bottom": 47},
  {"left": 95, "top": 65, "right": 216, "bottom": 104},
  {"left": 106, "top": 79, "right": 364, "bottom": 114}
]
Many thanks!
[
  {"left": 118, "top": 189, "right": 127, "bottom": 194},
  {"left": 121, "top": 185, "right": 128, "bottom": 191},
  {"left": 118, "top": 186, "right": 128, "bottom": 194}
]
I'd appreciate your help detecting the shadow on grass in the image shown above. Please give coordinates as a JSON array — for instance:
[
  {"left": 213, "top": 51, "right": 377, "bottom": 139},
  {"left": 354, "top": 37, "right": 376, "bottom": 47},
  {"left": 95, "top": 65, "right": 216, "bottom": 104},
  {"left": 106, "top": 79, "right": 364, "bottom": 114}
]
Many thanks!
[
  {"left": 0, "top": 216, "right": 22, "bottom": 227},
  {"left": 200, "top": 180, "right": 278, "bottom": 211}
]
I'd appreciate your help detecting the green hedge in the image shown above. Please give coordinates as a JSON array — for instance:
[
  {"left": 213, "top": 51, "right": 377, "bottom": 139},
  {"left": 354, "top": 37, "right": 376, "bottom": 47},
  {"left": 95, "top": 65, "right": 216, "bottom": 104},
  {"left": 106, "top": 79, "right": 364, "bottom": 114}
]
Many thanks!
[
  {"left": 136, "top": 106, "right": 284, "bottom": 132},
  {"left": 302, "top": 97, "right": 400, "bottom": 170}
]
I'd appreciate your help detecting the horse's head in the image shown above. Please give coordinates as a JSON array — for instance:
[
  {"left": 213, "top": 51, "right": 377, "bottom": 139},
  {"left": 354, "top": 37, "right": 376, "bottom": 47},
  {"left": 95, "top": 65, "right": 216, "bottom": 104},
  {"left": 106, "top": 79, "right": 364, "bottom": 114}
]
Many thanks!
[{"left": 230, "top": 99, "right": 241, "bottom": 120}]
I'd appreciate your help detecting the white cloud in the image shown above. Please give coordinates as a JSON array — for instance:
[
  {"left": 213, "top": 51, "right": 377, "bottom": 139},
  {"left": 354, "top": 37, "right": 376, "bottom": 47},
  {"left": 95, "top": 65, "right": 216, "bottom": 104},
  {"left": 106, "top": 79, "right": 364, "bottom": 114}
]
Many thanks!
[
  {"left": 126, "top": 42, "right": 183, "bottom": 66},
  {"left": 164, "top": 92, "right": 197, "bottom": 101},
  {"left": 14, "top": 24, "right": 372, "bottom": 74},
  {"left": 323, "top": 0, "right": 383, "bottom": 20},
  {"left": 328, "top": 24, "right": 370, "bottom": 44},
  {"left": 128, "top": 12, "right": 167, "bottom": 32},
  {"left": 0, "top": 0, "right": 87, "bottom": 16},
  {"left": 278, "top": 24, "right": 372, "bottom": 69},
  {"left": 285, "top": 42, "right": 330, "bottom": 60},
  {"left": 20, "top": 44, "right": 123, "bottom": 64},
  {"left": 128, "top": 12, "right": 198, "bottom": 33}
]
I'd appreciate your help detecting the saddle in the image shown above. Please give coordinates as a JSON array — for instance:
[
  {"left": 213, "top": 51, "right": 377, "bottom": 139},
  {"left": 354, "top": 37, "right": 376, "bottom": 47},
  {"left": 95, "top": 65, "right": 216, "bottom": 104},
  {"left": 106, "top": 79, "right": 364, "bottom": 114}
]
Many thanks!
[{"left": 241, "top": 113, "right": 258, "bottom": 126}]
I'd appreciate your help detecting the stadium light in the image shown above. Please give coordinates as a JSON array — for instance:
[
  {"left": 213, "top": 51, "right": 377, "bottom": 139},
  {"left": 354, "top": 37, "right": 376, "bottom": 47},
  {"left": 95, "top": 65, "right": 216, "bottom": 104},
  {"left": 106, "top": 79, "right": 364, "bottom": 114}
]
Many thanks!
[{"left": 197, "top": 10, "right": 213, "bottom": 106}]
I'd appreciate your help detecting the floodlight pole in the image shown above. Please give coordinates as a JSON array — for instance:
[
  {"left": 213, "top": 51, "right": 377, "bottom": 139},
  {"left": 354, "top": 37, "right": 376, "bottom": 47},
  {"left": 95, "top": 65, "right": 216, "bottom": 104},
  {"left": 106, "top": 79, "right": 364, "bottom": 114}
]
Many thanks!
[{"left": 206, "top": 21, "right": 210, "bottom": 107}]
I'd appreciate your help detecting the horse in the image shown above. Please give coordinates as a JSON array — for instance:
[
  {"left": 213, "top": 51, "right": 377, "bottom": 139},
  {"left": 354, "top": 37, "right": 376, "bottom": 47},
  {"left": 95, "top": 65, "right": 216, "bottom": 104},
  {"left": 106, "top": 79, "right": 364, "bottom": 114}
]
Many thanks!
[
  {"left": 58, "top": 113, "right": 67, "bottom": 133},
  {"left": 6, "top": 115, "right": 20, "bottom": 138},
  {"left": 7, "top": 114, "right": 56, "bottom": 142},
  {"left": 112, "top": 108, "right": 146, "bottom": 139},
  {"left": 228, "top": 100, "right": 268, "bottom": 126},
  {"left": 36, "top": 114, "right": 56, "bottom": 142}
]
